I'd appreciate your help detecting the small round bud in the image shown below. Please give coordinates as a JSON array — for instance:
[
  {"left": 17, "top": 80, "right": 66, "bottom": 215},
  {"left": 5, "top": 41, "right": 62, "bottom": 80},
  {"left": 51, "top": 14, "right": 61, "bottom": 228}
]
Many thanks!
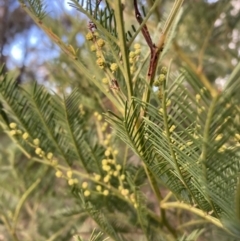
[
  {"left": 166, "top": 99, "right": 171, "bottom": 107},
  {"left": 90, "top": 45, "right": 96, "bottom": 52},
  {"left": 22, "top": 132, "right": 29, "bottom": 140},
  {"left": 116, "top": 164, "right": 122, "bottom": 171},
  {"left": 55, "top": 170, "right": 62, "bottom": 178},
  {"left": 9, "top": 122, "right": 17, "bottom": 129},
  {"left": 110, "top": 63, "right": 118, "bottom": 72},
  {"left": 35, "top": 147, "right": 42, "bottom": 155},
  {"left": 84, "top": 190, "right": 90, "bottom": 197},
  {"left": 102, "top": 78, "right": 108, "bottom": 84},
  {"left": 68, "top": 179, "right": 75, "bottom": 186},
  {"left": 96, "top": 58, "right": 105, "bottom": 67},
  {"left": 134, "top": 43, "right": 141, "bottom": 50},
  {"left": 158, "top": 74, "right": 166, "bottom": 83},
  {"left": 103, "top": 190, "right": 109, "bottom": 196},
  {"left": 129, "top": 51, "right": 135, "bottom": 58},
  {"left": 96, "top": 185, "right": 102, "bottom": 191},
  {"left": 169, "top": 125, "right": 176, "bottom": 133},
  {"left": 129, "top": 57, "right": 134, "bottom": 64},
  {"left": 101, "top": 159, "right": 108, "bottom": 166},
  {"left": 160, "top": 66, "right": 167, "bottom": 75},
  {"left": 130, "top": 66, "right": 136, "bottom": 74},
  {"left": 113, "top": 150, "right": 118, "bottom": 155},
  {"left": 104, "top": 150, "right": 111, "bottom": 157},
  {"left": 47, "top": 152, "right": 53, "bottom": 160},
  {"left": 103, "top": 175, "right": 110, "bottom": 183},
  {"left": 121, "top": 189, "right": 129, "bottom": 196},
  {"left": 97, "top": 114, "right": 102, "bottom": 121},
  {"left": 196, "top": 94, "right": 201, "bottom": 101},
  {"left": 9, "top": 130, "right": 17, "bottom": 136},
  {"left": 17, "top": 130, "right": 22, "bottom": 135},
  {"left": 97, "top": 38, "right": 105, "bottom": 47},
  {"left": 33, "top": 138, "right": 40, "bottom": 146},
  {"left": 82, "top": 181, "right": 88, "bottom": 189},
  {"left": 113, "top": 171, "right": 118, "bottom": 177},
  {"left": 120, "top": 174, "right": 125, "bottom": 180},
  {"left": 153, "top": 80, "right": 160, "bottom": 87},
  {"left": 86, "top": 32, "right": 94, "bottom": 41},
  {"left": 96, "top": 50, "right": 102, "bottom": 58},
  {"left": 94, "top": 174, "right": 101, "bottom": 181}
]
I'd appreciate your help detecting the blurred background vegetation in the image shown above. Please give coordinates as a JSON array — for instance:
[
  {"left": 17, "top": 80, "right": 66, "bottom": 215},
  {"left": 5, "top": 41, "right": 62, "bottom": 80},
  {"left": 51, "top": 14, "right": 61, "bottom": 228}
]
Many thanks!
[{"left": 0, "top": 0, "right": 240, "bottom": 240}]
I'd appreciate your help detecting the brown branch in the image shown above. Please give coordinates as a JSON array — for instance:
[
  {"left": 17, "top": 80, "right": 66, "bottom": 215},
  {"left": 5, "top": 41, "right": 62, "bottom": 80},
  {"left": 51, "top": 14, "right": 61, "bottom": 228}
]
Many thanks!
[{"left": 133, "top": 0, "right": 163, "bottom": 80}]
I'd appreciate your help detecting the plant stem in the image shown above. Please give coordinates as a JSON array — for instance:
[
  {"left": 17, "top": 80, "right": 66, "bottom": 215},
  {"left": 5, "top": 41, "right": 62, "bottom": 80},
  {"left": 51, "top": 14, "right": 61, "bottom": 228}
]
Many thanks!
[
  {"left": 161, "top": 202, "right": 225, "bottom": 230},
  {"left": 12, "top": 178, "right": 41, "bottom": 230},
  {"left": 199, "top": 95, "right": 220, "bottom": 217},
  {"left": 114, "top": 0, "right": 133, "bottom": 102}
]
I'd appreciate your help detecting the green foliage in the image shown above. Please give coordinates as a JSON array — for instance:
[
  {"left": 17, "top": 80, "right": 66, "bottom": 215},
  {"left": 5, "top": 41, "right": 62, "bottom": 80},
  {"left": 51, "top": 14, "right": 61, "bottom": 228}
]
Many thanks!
[{"left": 1, "top": 0, "right": 240, "bottom": 240}]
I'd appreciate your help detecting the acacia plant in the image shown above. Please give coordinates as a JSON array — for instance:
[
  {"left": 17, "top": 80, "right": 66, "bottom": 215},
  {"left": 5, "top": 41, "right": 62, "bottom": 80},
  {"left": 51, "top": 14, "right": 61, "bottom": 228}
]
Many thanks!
[{"left": 1, "top": 0, "right": 240, "bottom": 240}]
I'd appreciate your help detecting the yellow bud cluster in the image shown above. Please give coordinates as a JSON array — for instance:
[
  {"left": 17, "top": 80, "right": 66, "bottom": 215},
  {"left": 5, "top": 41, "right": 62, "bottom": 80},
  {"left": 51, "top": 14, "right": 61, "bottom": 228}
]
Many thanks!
[
  {"left": 86, "top": 32, "right": 94, "bottom": 41},
  {"left": 96, "top": 57, "right": 105, "bottom": 68},
  {"left": 33, "top": 138, "right": 40, "bottom": 146},
  {"left": 90, "top": 45, "right": 96, "bottom": 52},
  {"left": 155, "top": 67, "right": 168, "bottom": 101},
  {"left": 9, "top": 122, "right": 17, "bottom": 129},
  {"left": 102, "top": 78, "right": 108, "bottom": 84},
  {"left": 129, "top": 43, "right": 141, "bottom": 75},
  {"left": 97, "top": 38, "right": 105, "bottom": 48},
  {"left": 110, "top": 63, "right": 118, "bottom": 72}
]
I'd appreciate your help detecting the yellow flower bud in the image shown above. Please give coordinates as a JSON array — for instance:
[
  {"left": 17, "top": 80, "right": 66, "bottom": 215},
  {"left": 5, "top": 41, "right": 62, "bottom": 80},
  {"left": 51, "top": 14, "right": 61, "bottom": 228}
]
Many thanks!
[
  {"left": 102, "top": 78, "right": 108, "bottom": 84},
  {"left": 94, "top": 174, "right": 101, "bottom": 181},
  {"left": 97, "top": 114, "right": 102, "bottom": 121},
  {"left": 9, "top": 122, "right": 17, "bottom": 129},
  {"left": 121, "top": 189, "right": 129, "bottom": 196},
  {"left": 116, "top": 164, "right": 122, "bottom": 171},
  {"left": 84, "top": 190, "right": 91, "bottom": 197},
  {"left": 134, "top": 43, "right": 141, "bottom": 50},
  {"left": 110, "top": 63, "right": 118, "bottom": 72},
  {"left": 96, "top": 58, "right": 105, "bottom": 67},
  {"left": 103, "top": 175, "right": 110, "bottom": 183},
  {"left": 166, "top": 99, "right": 171, "bottom": 107},
  {"left": 82, "top": 181, "right": 88, "bottom": 189},
  {"left": 68, "top": 179, "right": 75, "bottom": 186},
  {"left": 120, "top": 174, "right": 125, "bottom": 180},
  {"left": 33, "top": 138, "right": 40, "bottom": 146},
  {"left": 113, "top": 171, "right": 118, "bottom": 177},
  {"left": 86, "top": 32, "right": 94, "bottom": 41},
  {"left": 35, "top": 147, "right": 42, "bottom": 155},
  {"left": 129, "top": 51, "right": 135, "bottom": 58},
  {"left": 196, "top": 94, "right": 201, "bottom": 101},
  {"left": 47, "top": 152, "right": 53, "bottom": 160},
  {"left": 55, "top": 170, "right": 62, "bottom": 178},
  {"left": 97, "top": 38, "right": 105, "bottom": 47},
  {"left": 104, "top": 150, "right": 111, "bottom": 157},
  {"left": 22, "top": 132, "right": 29, "bottom": 140},
  {"left": 90, "top": 45, "right": 96, "bottom": 51},
  {"left": 103, "top": 190, "right": 109, "bottom": 196},
  {"left": 160, "top": 66, "right": 167, "bottom": 75},
  {"left": 9, "top": 130, "right": 17, "bottom": 136},
  {"left": 96, "top": 185, "right": 102, "bottom": 191}
]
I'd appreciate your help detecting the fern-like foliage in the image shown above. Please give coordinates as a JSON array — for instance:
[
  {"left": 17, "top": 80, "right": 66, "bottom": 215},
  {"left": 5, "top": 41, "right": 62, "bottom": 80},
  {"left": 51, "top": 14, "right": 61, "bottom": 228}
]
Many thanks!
[
  {"left": 0, "top": 68, "right": 104, "bottom": 172},
  {"left": 106, "top": 63, "right": 240, "bottom": 236}
]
